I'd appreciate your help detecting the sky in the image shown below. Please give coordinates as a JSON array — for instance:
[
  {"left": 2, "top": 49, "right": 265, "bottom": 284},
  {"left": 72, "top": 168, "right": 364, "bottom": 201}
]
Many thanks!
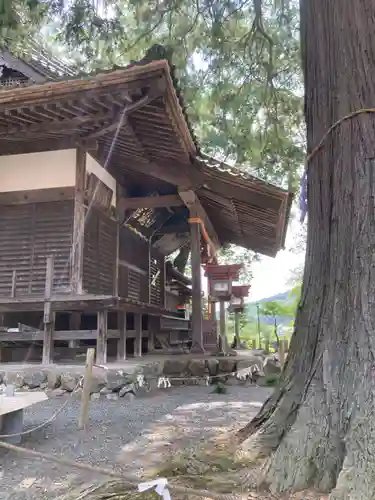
[{"left": 249, "top": 214, "right": 306, "bottom": 301}]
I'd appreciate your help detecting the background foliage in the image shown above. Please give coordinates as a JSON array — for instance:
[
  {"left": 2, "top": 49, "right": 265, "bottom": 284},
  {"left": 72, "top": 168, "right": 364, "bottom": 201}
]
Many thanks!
[{"left": 0, "top": 0, "right": 305, "bottom": 283}]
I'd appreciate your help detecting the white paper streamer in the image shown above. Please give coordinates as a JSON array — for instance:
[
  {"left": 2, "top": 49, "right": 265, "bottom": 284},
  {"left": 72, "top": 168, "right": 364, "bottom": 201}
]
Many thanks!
[
  {"left": 158, "top": 377, "right": 171, "bottom": 388},
  {"left": 138, "top": 478, "right": 171, "bottom": 500}
]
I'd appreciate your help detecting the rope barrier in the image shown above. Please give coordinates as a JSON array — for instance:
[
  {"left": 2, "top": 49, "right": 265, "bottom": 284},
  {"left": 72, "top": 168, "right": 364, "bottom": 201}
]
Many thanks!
[
  {"left": 0, "top": 440, "right": 245, "bottom": 500},
  {"left": 0, "top": 377, "right": 83, "bottom": 439}
]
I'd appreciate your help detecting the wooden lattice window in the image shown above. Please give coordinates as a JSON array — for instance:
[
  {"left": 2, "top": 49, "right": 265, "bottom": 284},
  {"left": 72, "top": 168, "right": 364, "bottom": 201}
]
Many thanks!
[
  {"left": 85, "top": 173, "right": 113, "bottom": 211},
  {"left": 128, "top": 269, "right": 141, "bottom": 301}
]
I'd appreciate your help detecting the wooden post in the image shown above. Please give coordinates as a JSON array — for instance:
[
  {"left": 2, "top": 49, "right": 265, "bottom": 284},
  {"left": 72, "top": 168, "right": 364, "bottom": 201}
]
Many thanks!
[
  {"left": 234, "top": 311, "right": 240, "bottom": 348},
  {"left": 114, "top": 182, "right": 120, "bottom": 297},
  {"left": 147, "top": 315, "right": 157, "bottom": 353},
  {"left": 69, "top": 312, "right": 81, "bottom": 349},
  {"left": 190, "top": 219, "right": 204, "bottom": 352},
  {"left": 78, "top": 347, "right": 95, "bottom": 430},
  {"left": 72, "top": 147, "right": 86, "bottom": 294},
  {"left": 117, "top": 311, "right": 127, "bottom": 361},
  {"left": 134, "top": 313, "right": 142, "bottom": 357},
  {"left": 264, "top": 339, "right": 270, "bottom": 354},
  {"left": 96, "top": 310, "right": 108, "bottom": 365},
  {"left": 148, "top": 331, "right": 155, "bottom": 353},
  {"left": 11, "top": 270, "right": 17, "bottom": 298},
  {"left": 219, "top": 300, "right": 227, "bottom": 354},
  {"left": 42, "top": 256, "right": 55, "bottom": 365},
  {"left": 251, "top": 339, "right": 257, "bottom": 350},
  {"left": 279, "top": 339, "right": 286, "bottom": 369}
]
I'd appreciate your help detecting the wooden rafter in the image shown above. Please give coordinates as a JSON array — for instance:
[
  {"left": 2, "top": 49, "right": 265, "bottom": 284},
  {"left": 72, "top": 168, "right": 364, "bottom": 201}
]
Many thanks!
[
  {"left": 0, "top": 92, "right": 161, "bottom": 140},
  {"left": 84, "top": 84, "right": 165, "bottom": 140}
]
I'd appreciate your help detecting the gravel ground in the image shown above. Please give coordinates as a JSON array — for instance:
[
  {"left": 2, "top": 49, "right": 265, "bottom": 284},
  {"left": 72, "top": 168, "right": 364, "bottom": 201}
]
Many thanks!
[{"left": 0, "top": 385, "right": 272, "bottom": 500}]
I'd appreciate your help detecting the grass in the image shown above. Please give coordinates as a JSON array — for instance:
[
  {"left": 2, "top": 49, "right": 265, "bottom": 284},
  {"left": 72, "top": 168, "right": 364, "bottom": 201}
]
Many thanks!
[
  {"left": 211, "top": 381, "right": 227, "bottom": 394},
  {"left": 264, "top": 373, "right": 280, "bottom": 386}
]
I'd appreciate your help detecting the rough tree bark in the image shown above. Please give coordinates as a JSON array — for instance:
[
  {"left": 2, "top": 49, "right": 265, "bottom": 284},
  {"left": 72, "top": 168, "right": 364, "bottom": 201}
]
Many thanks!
[{"left": 237, "top": 1, "right": 375, "bottom": 499}]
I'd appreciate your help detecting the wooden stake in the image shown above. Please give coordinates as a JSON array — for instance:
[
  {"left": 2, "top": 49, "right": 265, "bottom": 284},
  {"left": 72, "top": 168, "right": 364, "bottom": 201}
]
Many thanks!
[{"left": 79, "top": 347, "right": 95, "bottom": 430}]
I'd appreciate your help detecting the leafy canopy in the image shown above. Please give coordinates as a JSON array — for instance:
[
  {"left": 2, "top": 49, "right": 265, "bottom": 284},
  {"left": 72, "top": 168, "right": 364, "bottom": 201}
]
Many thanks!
[{"left": 0, "top": 0, "right": 304, "bottom": 277}]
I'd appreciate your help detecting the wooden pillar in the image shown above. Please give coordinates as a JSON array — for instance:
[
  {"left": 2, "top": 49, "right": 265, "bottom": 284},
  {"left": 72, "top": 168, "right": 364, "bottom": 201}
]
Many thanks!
[
  {"left": 134, "top": 313, "right": 142, "bottom": 357},
  {"left": 117, "top": 311, "right": 127, "bottom": 361},
  {"left": 114, "top": 183, "right": 120, "bottom": 297},
  {"left": 147, "top": 315, "right": 158, "bottom": 353},
  {"left": 264, "top": 339, "right": 270, "bottom": 354},
  {"left": 190, "top": 220, "right": 204, "bottom": 352},
  {"left": 219, "top": 300, "right": 227, "bottom": 354},
  {"left": 69, "top": 312, "right": 81, "bottom": 349},
  {"left": 96, "top": 310, "right": 108, "bottom": 365},
  {"left": 43, "top": 256, "right": 55, "bottom": 365},
  {"left": 234, "top": 311, "right": 240, "bottom": 348},
  {"left": 72, "top": 147, "right": 86, "bottom": 294}
]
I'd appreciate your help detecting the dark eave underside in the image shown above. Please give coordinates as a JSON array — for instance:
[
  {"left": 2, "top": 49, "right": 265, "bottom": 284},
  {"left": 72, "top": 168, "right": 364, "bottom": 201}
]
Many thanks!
[{"left": 0, "top": 57, "right": 291, "bottom": 257}]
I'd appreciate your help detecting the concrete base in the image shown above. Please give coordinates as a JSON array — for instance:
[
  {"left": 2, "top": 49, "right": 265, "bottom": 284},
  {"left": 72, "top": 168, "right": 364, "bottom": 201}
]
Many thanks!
[{"left": 0, "top": 409, "right": 23, "bottom": 444}]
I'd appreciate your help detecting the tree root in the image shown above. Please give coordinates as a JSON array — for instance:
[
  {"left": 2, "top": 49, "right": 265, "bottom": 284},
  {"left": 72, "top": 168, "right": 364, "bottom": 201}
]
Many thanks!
[{"left": 329, "top": 415, "right": 375, "bottom": 500}]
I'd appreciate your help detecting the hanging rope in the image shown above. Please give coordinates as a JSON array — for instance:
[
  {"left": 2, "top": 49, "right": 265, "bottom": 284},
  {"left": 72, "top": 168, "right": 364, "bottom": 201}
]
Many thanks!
[{"left": 300, "top": 107, "right": 375, "bottom": 223}]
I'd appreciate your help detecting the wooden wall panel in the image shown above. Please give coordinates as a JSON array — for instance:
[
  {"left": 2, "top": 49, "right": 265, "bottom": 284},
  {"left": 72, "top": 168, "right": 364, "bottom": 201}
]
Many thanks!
[
  {"left": 0, "top": 200, "right": 74, "bottom": 297},
  {"left": 118, "top": 225, "right": 164, "bottom": 305},
  {"left": 82, "top": 207, "right": 116, "bottom": 295}
]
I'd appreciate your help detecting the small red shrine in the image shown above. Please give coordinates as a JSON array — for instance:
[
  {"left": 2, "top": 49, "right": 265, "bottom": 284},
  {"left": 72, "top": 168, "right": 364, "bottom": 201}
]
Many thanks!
[
  {"left": 229, "top": 285, "right": 251, "bottom": 313},
  {"left": 204, "top": 264, "right": 242, "bottom": 301}
]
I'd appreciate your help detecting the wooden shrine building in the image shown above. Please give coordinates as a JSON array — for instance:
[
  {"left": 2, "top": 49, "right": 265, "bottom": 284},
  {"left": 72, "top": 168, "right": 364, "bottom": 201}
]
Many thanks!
[{"left": 0, "top": 45, "right": 292, "bottom": 364}]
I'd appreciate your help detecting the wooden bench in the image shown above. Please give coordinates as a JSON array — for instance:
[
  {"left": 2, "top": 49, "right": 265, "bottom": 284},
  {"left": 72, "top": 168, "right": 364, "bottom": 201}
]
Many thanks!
[{"left": 0, "top": 391, "right": 47, "bottom": 444}]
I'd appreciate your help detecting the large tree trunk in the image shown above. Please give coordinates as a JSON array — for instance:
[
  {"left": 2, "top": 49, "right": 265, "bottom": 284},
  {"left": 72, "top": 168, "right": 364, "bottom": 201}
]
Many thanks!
[{"left": 237, "top": 1, "right": 375, "bottom": 498}]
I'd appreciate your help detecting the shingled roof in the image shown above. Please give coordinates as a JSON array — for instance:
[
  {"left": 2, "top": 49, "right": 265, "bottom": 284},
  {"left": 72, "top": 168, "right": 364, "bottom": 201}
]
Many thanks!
[{"left": 0, "top": 45, "right": 292, "bottom": 257}]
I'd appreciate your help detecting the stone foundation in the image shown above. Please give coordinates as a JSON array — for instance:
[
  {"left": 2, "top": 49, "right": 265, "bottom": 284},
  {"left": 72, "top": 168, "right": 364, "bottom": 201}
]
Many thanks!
[{"left": 0, "top": 352, "right": 281, "bottom": 400}]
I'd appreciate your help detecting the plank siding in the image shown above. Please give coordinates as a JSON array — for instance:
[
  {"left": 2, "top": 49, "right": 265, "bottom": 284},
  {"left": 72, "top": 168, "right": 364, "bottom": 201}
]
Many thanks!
[
  {"left": 0, "top": 200, "right": 74, "bottom": 297},
  {"left": 118, "top": 226, "right": 164, "bottom": 305},
  {"left": 82, "top": 207, "right": 116, "bottom": 294}
]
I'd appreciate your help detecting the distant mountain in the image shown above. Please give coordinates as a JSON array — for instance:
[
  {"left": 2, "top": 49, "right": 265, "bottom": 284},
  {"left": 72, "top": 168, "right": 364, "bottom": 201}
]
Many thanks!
[
  {"left": 252, "top": 290, "right": 292, "bottom": 305},
  {"left": 246, "top": 289, "right": 295, "bottom": 326}
]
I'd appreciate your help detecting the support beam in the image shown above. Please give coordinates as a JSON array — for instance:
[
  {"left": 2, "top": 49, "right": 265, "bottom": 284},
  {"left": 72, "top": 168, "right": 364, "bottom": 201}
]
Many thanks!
[
  {"left": 117, "top": 311, "right": 127, "bottom": 361},
  {"left": 233, "top": 311, "right": 240, "bottom": 349},
  {"left": 219, "top": 300, "right": 227, "bottom": 354},
  {"left": 119, "top": 194, "right": 183, "bottom": 211},
  {"left": 68, "top": 312, "right": 81, "bottom": 349},
  {"left": 112, "top": 160, "right": 202, "bottom": 191},
  {"left": 134, "top": 313, "right": 142, "bottom": 357},
  {"left": 72, "top": 148, "right": 86, "bottom": 294},
  {"left": 179, "top": 190, "right": 220, "bottom": 257},
  {"left": 114, "top": 183, "right": 120, "bottom": 297},
  {"left": 42, "top": 256, "right": 55, "bottom": 365},
  {"left": 96, "top": 310, "right": 108, "bottom": 365},
  {"left": 190, "top": 220, "right": 204, "bottom": 352}
]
